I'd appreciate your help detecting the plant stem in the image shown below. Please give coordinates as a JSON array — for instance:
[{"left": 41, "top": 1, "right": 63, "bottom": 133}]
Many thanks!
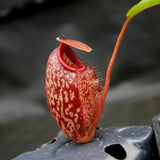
[{"left": 90, "top": 17, "right": 132, "bottom": 139}]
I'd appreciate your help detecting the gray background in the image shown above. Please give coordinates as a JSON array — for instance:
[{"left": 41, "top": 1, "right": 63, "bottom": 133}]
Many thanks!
[{"left": 0, "top": 0, "right": 160, "bottom": 159}]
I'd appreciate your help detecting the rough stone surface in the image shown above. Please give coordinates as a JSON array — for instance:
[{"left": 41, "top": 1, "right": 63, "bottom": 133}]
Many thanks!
[
  {"left": 153, "top": 114, "right": 160, "bottom": 157},
  {"left": 13, "top": 126, "right": 159, "bottom": 160}
]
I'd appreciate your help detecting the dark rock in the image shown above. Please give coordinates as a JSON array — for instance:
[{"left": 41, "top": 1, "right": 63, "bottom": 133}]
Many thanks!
[
  {"left": 153, "top": 114, "right": 160, "bottom": 157},
  {"left": 13, "top": 126, "right": 159, "bottom": 160}
]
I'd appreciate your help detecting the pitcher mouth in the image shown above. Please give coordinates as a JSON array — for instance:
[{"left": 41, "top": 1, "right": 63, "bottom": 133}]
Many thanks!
[{"left": 58, "top": 43, "right": 86, "bottom": 72}]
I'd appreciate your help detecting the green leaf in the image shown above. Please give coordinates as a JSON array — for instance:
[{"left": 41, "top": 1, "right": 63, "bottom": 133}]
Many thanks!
[{"left": 127, "top": 0, "right": 160, "bottom": 19}]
